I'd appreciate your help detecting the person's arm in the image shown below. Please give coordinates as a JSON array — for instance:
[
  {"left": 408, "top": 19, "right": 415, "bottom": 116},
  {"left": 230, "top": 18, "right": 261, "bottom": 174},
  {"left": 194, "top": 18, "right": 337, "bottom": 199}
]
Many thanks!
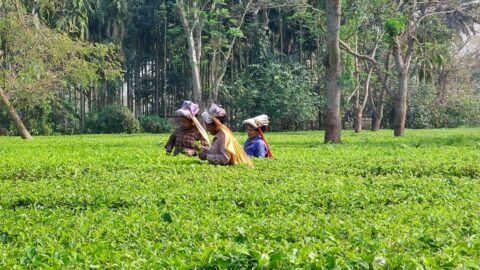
[
  {"left": 198, "top": 140, "right": 210, "bottom": 160},
  {"left": 199, "top": 147, "right": 209, "bottom": 160},
  {"left": 199, "top": 133, "right": 209, "bottom": 148},
  {"left": 193, "top": 130, "right": 209, "bottom": 155},
  {"left": 165, "top": 129, "right": 178, "bottom": 154}
]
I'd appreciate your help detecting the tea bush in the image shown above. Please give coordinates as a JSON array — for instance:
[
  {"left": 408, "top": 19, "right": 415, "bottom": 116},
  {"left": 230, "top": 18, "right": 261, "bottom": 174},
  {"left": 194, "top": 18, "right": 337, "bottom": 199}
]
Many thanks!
[{"left": 1, "top": 129, "right": 479, "bottom": 268}]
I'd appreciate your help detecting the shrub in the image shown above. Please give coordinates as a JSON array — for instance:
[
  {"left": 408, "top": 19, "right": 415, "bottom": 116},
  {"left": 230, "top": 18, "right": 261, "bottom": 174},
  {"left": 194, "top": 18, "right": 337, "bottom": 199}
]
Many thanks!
[
  {"left": 140, "top": 115, "right": 173, "bottom": 133},
  {"left": 92, "top": 105, "right": 139, "bottom": 134}
]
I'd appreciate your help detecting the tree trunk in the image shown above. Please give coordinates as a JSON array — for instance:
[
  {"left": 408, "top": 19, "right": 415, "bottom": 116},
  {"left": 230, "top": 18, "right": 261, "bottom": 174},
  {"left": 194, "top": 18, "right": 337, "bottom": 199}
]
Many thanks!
[
  {"left": 80, "top": 89, "right": 85, "bottom": 130},
  {"left": 372, "top": 55, "right": 390, "bottom": 131},
  {"left": 88, "top": 89, "right": 92, "bottom": 113},
  {"left": 209, "top": 0, "right": 253, "bottom": 103},
  {"left": 186, "top": 26, "right": 202, "bottom": 104},
  {"left": 162, "top": 0, "right": 168, "bottom": 117},
  {"left": 0, "top": 86, "right": 33, "bottom": 140},
  {"left": 339, "top": 36, "right": 387, "bottom": 133},
  {"left": 394, "top": 69, "right": 409, "bottom": 136},
  {"left": 324, "top": 0, "right": 342, "bottom": 144},
  {"left": 392, "top": 37, "right": 414, "bottom": 137},
  {"left": 354, "top": 106, "right": 362, "bottom": 133},
  {"left": 354, "top": 65, "right": 373, "bottom": 133},
  {"left": 372, "top": 100, "right": 384, "bottom": 131},
  {"left": 155, "top": 42, "right": 160, "bottom": 114},
  {"left": 177, "top": 0, "right": 203, "bottom": 105}
]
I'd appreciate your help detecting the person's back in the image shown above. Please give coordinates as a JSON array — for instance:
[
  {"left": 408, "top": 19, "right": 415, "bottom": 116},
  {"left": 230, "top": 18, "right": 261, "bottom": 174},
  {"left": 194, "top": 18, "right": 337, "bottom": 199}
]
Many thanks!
[
  {"left": 200, "top": 130, "right": 231, "bottom": 165},
  {"left": 198, "top": 103, "right": 251, "bottom": 166}
]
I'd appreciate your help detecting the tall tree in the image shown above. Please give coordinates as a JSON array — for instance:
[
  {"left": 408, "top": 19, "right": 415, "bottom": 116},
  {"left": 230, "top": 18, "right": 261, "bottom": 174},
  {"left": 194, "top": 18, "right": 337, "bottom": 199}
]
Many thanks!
[
  {"left": 176, "top": 0, "right": 203, "bottom": 104},
  {"left": 1, "top": 1, "right": 122, "bottom": 138},
  {"left": 388, "top": 0, "right": 480, "bottom": 136},
  {"left": 324, "top": 0, "right": 342, "bottom": 143},
  {"left": 175, "top": 0, "right": 256, "bottom": 105},
  {"left": 206, "top": 0, "right": 254, "bottom": 103},
  {"left": 340, "top": 37, "right": 390, "bottom": 132}
]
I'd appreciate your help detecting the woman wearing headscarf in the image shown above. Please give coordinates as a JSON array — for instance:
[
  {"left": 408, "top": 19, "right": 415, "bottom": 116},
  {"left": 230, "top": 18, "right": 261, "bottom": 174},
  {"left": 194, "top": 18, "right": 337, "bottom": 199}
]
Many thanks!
[
  {"left": 243, "top": 114, "right": 273, "bottom": 158},
  {"left": 165, "top": 101, "right": 210, "bottom": 156},
  {"left": 199, "top": 103, "right": 252, "bottom": 166}
]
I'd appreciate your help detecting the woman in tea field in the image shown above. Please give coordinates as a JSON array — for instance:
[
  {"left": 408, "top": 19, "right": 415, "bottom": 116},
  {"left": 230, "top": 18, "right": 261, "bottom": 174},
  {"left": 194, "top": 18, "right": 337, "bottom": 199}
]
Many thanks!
[
  {"left": 199, "top": 103, "right": 252, "bottom": 166},
  {"left": 165, "top": 101, "right": 210, "bottom": 156},
  {"left": 243, "top": 114, "right": 273, "bottom": 158}
]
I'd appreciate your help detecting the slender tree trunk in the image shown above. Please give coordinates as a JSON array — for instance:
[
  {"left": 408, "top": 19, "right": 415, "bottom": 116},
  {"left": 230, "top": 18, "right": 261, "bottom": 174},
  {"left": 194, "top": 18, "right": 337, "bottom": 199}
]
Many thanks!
[
  {"left": 80, "top": 89, "right": 85, "bottom": 130},
  {"left": 126, "top": 70, "right": 129, "bottom": 111},
  {"left": 372, "top": 68, "right": 388, "bottom": 130},
  {"left": 210, "top": 0, "right": 252, "bottom": 103},
  {"left": 88, "top": 89, "right": 92, "bottom": 113},
  {"left": 324, "top": 0, "right": 342, "bottom": 143},
  {"left": 394, "top": 69, "right": 409, "bottom": 136},
  {"left": 163, "top": 1, "right": 168, "bottom": 117},
  {"left": 279, "top": 7, "right": 284, "bottom": 61},
  {"left": 372, "top": 52, "right": 391, "bottom": 131},
  {"left": 300, "top": 24, "right": 304, "bottom": 62},
  {"left": 392, "top": 37, "right": 414, "bottom": 136},
  {"left": 391, "top": 0, "right": 416, "bottom": 135},
  {"left": 354, "top": 65, "right": 373, "bottom": 133},
  {"left": 354, "top": 107, "right": 363, "bottom": 133},
  {"left": 186, "top": 25, "right": 202, "bottom": 104},
  {"left": 155, "top": 42, "right": 160, "bottom": 115},
  {"left": 0, "top": 86, "right": 33, "bottom": 140},
  {"left": 372, "top": 94, "right": 385, "bottom": 131},
  {"left": 352, "top": 37, "right": 360, "bottom": 133},
  {"left": 339, "top": 37, "right": 388, "bottom": 132},
  {"left": 177, "top": 0, "right": 203, "bottom": 105}
]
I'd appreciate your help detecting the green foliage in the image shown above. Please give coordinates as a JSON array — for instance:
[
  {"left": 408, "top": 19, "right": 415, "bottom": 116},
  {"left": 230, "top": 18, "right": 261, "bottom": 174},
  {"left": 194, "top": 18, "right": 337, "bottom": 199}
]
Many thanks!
[
  {"left": 4, "top": 0, "right": 479, "bottom": 137},
  {"left": 0, "top": 4, "right": 122, "bottom": 134},
  {"left": 339, "top": 53, "right": 356, "bottom": 88},
  {"left": 139, "top": 115, "right": 173, "bottom": 133},
  {"left": 23, "top": 104, "right": 55, "bottom": 136},
  {"left": 405, "top": 79, "right": 480, "bottom": 129},
  {"left": 85, "top": 111, "right": 101, "bottom": 133},
  {"left": 0, "top": 96, "right": 80, "bottom": 136},
  {"left": 288, "top": 6, "right": 326, "bottom": 38},
  {"left": 384, "top": 16, "right": 406, "bottom": 38},
  {"left": 384, "top": 15, "right": 407, "bottom": 45},
  {"left": 221, "top": 28, "right": 319, "bottom": 131},
  {"left": 201, "top": 0, "right": 248, "bottom": 60},
  {"left": 407, "top": 81, "right": 437, "bottom": 129},
  {"left": 86, "top": 105, "right": 139, "bottom": 134},
  {"left": 439, "top": 98, "right": 480, "bottom": 128},
  {"left": 1, "top": 129, "right": 480, "bottom": 268},
  {"left": 222, "top": 59, "right": 319, "bottom": 131}
]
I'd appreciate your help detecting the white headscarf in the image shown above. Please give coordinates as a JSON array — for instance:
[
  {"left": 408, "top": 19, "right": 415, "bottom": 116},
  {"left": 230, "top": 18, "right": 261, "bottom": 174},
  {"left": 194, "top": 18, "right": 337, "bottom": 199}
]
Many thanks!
[
  {"left": 201, "top": 103, "right": 226, "bottom": 124},
  {"left": 175, "top": 101, "right": 210, "bottom": 146},
  {"left": 243, "top": 114, "right": 269, "bottom": 129},
  {"left": 175, "top": 101, "right": 200, "bottom": 119}
]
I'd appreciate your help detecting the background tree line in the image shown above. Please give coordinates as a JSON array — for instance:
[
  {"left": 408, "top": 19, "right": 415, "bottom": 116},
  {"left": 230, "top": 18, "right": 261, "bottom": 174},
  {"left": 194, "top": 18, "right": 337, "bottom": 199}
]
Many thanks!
[{"left": 1, "top": 0, "right": 479, "bottom": 139}]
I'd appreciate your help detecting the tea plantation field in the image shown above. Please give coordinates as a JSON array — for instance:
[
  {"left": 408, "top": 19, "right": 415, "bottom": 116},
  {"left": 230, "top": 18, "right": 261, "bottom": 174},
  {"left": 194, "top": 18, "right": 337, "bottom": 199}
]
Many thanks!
[{"left": 1, "top": 129, "right": 480, "bottom": 269}]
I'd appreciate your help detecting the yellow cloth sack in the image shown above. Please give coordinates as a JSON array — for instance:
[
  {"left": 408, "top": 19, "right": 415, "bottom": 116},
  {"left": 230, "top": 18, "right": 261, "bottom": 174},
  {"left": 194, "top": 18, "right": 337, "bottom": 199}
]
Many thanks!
[
  {"left": 212, "top": 117, "right": 252, "bottom": 166},
  {"left": 192, "top": 116, "right": 210, "bottom": 147}
]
